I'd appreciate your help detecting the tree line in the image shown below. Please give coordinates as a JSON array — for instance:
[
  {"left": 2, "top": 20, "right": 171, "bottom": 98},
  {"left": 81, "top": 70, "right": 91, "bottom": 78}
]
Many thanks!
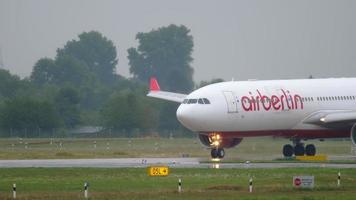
[{"left": 0, "top": 24, "right": 223, "bottom": 138}]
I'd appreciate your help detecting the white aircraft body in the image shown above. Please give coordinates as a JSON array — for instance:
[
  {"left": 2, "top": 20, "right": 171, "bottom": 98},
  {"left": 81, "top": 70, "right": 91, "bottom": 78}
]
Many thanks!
[{"left": 147, "top": 77, "right": 356, "bottom": 158}]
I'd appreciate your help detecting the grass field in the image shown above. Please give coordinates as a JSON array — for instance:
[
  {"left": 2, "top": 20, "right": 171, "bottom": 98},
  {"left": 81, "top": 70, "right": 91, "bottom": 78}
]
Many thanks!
[
  {"left": 0, "top": 137, "right": 354, "bottom": 160},
  {"left": 0, "top": 138, "right": 355, "bottom": 199},
  {"left": 0, "top": 168, "right": 355, "bottom": 200}
]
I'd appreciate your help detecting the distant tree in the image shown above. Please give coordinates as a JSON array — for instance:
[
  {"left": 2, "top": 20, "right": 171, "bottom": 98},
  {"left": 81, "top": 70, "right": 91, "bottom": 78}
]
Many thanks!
[
  {"left": 128, "top": 24, "right": 194, "bottom": 93},
  {"left": 0, "top": 69, "right": 23, "bottom": 98},
  {"left": 54, "top": 87, "right": 81, "bottom": 128},
  {"left": 156, "top": 101, "right": 181, "bottom": 130},
  {"left": 53, "top": 55, "right": 93, "bottom": 86},
  {"left": 197, "top": 78, "right": 225, "bottom": 88},
  {"left": 100, "top": 91, "right": 159, "bottom": 134},
  {"left": 57, "top": 31, "right": 118, "bottom": 84},
  {"left": 30, "top": 58, "right": 56, "bottom": 85},
  {"left": 0, "top": 97, "right": 60, "bottom": 135}
]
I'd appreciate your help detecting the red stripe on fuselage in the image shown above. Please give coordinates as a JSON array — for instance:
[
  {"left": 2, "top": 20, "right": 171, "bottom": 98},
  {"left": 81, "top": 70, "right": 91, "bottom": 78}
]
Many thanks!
[{"left": 200, "top": 129, "right": 350, "bottom": 139}]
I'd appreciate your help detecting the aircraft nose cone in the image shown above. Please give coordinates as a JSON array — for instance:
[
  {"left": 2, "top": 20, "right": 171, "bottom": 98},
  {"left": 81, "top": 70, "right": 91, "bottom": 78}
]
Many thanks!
[
  {"left": 176, "top": 105, "right": 201, "bottom": 131},
  {"left": 176, "top": 105, "right": 186, "bottom": 124},
  {"left": 176, "top": 105, "right": 191, "bottom": 129}
]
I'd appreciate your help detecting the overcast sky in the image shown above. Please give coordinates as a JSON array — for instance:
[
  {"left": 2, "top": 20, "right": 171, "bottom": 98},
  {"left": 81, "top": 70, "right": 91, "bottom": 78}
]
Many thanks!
[{"left": 0, "top": 0, "right": 355, "bottom": 82}]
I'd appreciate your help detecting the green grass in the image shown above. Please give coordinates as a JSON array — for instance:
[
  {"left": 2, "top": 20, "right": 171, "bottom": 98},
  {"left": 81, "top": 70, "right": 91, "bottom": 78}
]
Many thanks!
[
  {"left": 0, "top": 168, "right": 355, "bottom": 199},
  {"left": 0, "top": 137, "right": 354, "bottom": 160}
]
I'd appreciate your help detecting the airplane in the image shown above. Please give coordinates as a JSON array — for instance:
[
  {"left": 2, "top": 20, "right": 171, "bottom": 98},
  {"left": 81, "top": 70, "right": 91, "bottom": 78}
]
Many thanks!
[{"left": 147, "top": 77, "right": 356, "bottom": 159}]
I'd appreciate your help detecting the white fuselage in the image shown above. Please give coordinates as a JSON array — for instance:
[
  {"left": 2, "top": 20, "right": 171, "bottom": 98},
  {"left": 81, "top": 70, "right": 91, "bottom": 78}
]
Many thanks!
[{"left": 176, "top": 78, "right": 356, "bottom": 139}]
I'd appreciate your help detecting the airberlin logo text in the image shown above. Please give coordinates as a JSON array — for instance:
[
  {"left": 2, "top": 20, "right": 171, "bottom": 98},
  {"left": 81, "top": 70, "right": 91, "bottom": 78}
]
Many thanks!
[{"left": 241, "top": 89, "right": 303, "bottom": 112}]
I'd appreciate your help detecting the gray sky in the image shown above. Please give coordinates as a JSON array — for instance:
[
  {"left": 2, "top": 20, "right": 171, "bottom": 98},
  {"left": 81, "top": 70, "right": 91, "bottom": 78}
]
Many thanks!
[{"left": 0, "top": 0, "right": 356, "bottom": 82}]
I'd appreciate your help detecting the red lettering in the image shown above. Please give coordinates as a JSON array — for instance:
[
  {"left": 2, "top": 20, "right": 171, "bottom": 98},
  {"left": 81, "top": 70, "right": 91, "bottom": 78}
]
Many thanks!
[
  {"left": 281, "top": 89, "right": 291, "bottom": 109},
  {"left": 271, "top": 95, "right": 281, "bottom": 110},
  {"left": 240, "top": 89, "right": 304, "bottom": 112},
  {"left": 256, "top": 96, "right": 260, "bottom": 111},
  {"left": 257, "top": 90, "right": 271, "bottom": 111},
  {"left": 287, "top": 90, "right": 294, "bottom": 109},
  {"left": 241, "top": 96, "right": 252, "bottom": 111},
  {"left": 249, "top": 92, "right": 256, "bottom": 111},
  {"left": 280, "top": 94, "right": 285, "bottom": 110},
  {"left": 294, "top": 95, "right": 303, "bottom": 109}
]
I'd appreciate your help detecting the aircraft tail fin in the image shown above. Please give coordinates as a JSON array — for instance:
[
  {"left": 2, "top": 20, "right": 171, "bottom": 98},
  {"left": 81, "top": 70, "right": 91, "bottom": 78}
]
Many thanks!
[{"left": 150, "top": 77, "right": 161, "bottom": 91}]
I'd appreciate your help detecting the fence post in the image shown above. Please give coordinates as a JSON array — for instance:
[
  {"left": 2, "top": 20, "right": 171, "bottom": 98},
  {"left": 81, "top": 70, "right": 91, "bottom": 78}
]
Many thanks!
[
  {"left": 337, "top": 172, "right": 341, "bottom": 186},
  {"left": 84, "top": 182, "right": 89, "bottom": 198},
  {"left": 249, "top": 178, "right": 253, "bottom": 193},
  {"left": 12, "top": 183, "right": 16, "bottom": 199},
  {"left": 178, "top": 178, "right": 182, "bottom": 193}
]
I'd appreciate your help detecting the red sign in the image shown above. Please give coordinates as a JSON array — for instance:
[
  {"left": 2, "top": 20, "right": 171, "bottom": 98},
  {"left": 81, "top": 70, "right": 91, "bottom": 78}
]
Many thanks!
[
  {"left": 293, "top": 176, "right": 314, "bottom": 188},
  {"left": 294, "top": 178, "right": 301, "bottom": 186}
]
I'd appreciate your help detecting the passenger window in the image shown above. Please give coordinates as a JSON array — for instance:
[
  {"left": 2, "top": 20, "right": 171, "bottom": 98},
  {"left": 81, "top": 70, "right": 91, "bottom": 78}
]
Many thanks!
[
  {"left": 203, "top": 98, "right": 211, "bottom": 104},
  {"left": 198, "top": 99, "right": 204, "bottom": 104}
]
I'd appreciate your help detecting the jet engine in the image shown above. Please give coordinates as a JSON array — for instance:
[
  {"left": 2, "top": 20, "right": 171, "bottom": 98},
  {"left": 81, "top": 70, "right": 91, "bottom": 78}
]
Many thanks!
[
  {"left": 351, "top": 124, "right": 356, "bottom": 145},
  {"left": 198, "top": 134, "right": 243, "bottom": 148}
]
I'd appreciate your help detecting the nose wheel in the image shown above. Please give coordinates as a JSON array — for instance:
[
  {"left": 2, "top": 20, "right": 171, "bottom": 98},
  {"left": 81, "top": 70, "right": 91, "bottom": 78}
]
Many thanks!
[{"left": 211, "top": 148, "right": 225, "bottom": 159}]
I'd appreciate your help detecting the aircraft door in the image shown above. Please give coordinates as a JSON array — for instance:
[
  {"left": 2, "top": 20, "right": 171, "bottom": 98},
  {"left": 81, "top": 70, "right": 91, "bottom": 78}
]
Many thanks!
[{"left": 223, "top": 91, "right": 238, "bottom": 113}]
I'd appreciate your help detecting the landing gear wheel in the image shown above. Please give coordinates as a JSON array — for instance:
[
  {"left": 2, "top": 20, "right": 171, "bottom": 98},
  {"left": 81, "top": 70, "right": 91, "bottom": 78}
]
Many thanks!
[
  {"left": 217, "top": 148, "right": 225, "bottom": 158},
  {"left": 294, "top": 144, "right": 305, "bottom": 156},
  {"left": 211, "top": 148, "right": 218, "bottom": 159},
  {"left": 305, "top": 144, "right": 316, "bottom": 156},
  {"left": 283, "top": 144, "right": 294, "bottom": 157}
]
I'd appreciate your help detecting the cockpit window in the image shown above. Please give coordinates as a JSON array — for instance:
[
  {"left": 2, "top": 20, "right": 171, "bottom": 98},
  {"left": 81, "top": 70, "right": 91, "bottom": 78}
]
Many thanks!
[
  {"left": 182, "top": 98, "right": 211, "bottom": 104},
  {"left": 203, "top": 98, "right": 210, "bottom": 104},
  {"left": 188, "top": 99, "right": 197, "bottom": 104}
]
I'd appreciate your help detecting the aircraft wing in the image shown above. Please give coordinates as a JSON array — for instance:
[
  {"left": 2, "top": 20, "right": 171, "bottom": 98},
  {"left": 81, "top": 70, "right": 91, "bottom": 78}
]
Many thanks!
[
  {"left": 147, "top": 77, "right": 187, "bottom": 103},
  {"left": 303, "top": 110, "right": 356, "bottom": 126}
]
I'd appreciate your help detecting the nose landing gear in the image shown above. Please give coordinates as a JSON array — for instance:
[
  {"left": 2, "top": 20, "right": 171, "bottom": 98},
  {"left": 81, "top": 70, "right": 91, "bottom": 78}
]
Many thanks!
[
  {"left": 209, "top": 134, "right": 225, "bottom": 159},
  {"left": 211, "top": 148, "right": 225, "bottom": 159}
]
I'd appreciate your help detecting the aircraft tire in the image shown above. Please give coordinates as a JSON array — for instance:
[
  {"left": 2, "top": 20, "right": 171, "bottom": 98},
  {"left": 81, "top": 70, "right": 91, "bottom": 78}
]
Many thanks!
[
  {"left": 305, "top": 144, "right": 316, "bottom": 156},
  {"left": 283, "top": 144, "right": 294, "bottom": 157},
  {"left": 217, "top": 148, "right": 225, "bottom": 158},
  {"left": 211, "top": 148, "right": 218, "bottom": 158},
  {"left": 294, "top": 144, "right": 305, "bottom": 156}
]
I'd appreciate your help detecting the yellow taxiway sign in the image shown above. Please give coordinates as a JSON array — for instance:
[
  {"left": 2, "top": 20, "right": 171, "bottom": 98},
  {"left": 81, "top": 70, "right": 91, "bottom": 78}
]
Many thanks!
[{"left": 147, "top": 166, "right": 169, "bottom": 176}]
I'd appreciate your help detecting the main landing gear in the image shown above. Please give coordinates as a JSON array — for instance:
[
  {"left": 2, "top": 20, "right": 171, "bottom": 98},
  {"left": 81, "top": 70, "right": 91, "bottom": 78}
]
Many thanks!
[{"left": 282, "top": 139, "right": 316, "bottom": 157}]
